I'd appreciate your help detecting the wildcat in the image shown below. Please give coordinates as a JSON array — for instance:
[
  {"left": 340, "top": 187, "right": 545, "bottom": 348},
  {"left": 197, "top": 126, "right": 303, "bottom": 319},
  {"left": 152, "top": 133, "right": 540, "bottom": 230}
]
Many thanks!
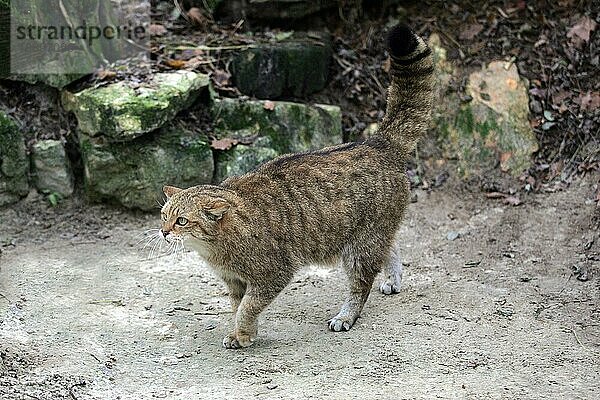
[{"left": 159, "top": 24, "right": 434, "bottom": 348}]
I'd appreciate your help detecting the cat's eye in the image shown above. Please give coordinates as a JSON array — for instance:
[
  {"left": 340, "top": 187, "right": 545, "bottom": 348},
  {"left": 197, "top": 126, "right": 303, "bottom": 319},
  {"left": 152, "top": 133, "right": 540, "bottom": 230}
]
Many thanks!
[{"left": 176, "top": 217, "right": 188, "bottom": 226}]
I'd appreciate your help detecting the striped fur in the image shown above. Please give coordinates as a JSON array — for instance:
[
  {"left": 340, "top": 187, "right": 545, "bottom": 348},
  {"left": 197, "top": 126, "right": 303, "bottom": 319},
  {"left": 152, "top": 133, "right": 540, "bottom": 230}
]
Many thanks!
[{"left": 159, "top": 24, "right": 435, "bottom": 348}]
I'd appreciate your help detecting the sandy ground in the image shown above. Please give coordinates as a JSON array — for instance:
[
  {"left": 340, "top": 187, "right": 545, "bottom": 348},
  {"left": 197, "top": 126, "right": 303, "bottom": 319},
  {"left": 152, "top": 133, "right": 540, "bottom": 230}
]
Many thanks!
[{"left": 1, "top": 175, "right": 599, "bottom": 400}]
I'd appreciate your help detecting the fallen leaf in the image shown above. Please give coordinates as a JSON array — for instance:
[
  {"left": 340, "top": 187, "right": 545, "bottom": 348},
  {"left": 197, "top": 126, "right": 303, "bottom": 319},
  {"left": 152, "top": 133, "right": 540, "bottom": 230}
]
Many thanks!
[
  {"left": 187, "top": 7, "right": 207, "bottom": 27},
  {"left": 274, "top": 31, "right": 294, "bottom": 42},
  {"left": 485, "top": 192, "right": 507, "bottom": 199},
  {"left": 185, "top": 56, "right": 207, "bottom": 69},
  {"left": 577, "top": 92, "right": 600, "bottom": 111},
  {"left": 459, "top": 23, "right": 484, "bottom": 40},
  {"left": 210, "top": 138, "right": 239, "bottom": 151},
  {"left": 567, "top": 16, "right": 597, "bottom": 46},
  {"left": 97, "top": 69, "right": 117, "bottom": 80},
  {"left": 529, "top": 87, "right": 546, "bottom": 98},
  {"left": 148, "top": 24, "right": 167, "bottom": 36},
  {"left": 382, "top": 58, "right": 391, "bottom": 73},
  {"left": 552, "top": 90, "right": 570, "bottom": 104},
  {"left": 263, "top": 101, "right": 276, "bottom": 111},
  {"left": 212, "top": 69, "right": 231, "bottom": 87},
  {"left": 503, "top": 195, "right": 522, "bottom": 206},
  {"left": 500, "top": 152, "right": 512, "bottom": 172},
  {"left": 165, "top": 59, "right": 186, "bottom": 69}
]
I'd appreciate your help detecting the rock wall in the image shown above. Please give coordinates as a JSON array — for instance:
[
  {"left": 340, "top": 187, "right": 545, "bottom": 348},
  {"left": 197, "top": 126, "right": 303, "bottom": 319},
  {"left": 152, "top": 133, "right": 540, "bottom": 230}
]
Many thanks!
[
  {"left": 0, "top": 112, "right": 29, "bottom": 206},
  {"left": 0, "top": 26, "right": 540, "bottom": 211},
  {"left": 61, "top": 72, "right": 343, "bottom": 210}
]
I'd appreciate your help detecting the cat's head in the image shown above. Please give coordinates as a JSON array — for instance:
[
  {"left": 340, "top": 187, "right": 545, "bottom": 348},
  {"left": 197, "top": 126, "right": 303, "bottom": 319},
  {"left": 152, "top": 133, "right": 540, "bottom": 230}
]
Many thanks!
[{"left": 160, "top": 185, "right": 232, "bottom": 243}]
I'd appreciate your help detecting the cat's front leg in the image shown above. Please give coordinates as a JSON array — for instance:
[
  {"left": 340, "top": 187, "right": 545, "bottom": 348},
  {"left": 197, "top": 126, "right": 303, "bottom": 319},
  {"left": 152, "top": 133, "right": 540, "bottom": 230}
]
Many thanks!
[{"left": 222, "top": 284, "right": 282, "bottom": 349}]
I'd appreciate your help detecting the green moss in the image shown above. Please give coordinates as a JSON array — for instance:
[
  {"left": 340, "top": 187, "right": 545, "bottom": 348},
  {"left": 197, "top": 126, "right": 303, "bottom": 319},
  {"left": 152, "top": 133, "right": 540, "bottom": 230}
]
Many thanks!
[
  {"left": 65, "top": 72, "right": 211, "bottom": 141},
  {"left": 80, "top": 126, "right": 213, "bottom": 210},
  {"left": 211, "top": 98, "right": 342, "bottom": 181},
  {"left": 215, "top": 137, "right": 279, "bottom": 182},
  {"left": 212, "top": 98, "right": 342, "bottom": 156},
  {"left": 455, "top": 106, "right": 475, "bottom": 137}
]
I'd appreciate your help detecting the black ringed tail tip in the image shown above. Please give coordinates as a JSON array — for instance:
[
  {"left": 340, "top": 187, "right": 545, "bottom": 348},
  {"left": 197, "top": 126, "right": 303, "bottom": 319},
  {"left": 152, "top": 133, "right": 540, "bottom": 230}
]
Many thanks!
[{"left": 387, "top": 24, "right": 418, "bottom": 58}]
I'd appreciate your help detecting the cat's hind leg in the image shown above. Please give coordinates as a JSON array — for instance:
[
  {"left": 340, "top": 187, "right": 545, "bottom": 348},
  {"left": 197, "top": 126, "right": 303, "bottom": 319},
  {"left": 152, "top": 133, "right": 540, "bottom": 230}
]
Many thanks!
[
  {"left": 379, "top": 239, "right": 403, "bottom": 295},
  {"left": 223, "top": 276, "right": 247, "bottom": 314},
  {"left": 329, "top": 244, "right": 389, "bottom": 332}
]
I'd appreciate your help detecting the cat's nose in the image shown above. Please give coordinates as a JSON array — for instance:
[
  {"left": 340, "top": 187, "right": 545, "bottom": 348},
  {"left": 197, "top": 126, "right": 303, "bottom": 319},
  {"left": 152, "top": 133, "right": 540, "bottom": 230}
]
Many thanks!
[{"left": 161, "top": 229, "right": 169, "bottom": 238}]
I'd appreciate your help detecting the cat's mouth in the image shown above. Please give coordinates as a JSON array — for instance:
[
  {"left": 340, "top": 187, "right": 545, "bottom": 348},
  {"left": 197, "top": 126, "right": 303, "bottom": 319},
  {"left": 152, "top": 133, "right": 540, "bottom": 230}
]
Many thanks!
[{"left": 161, "top": 230, "right": 184, "bottom": 244}]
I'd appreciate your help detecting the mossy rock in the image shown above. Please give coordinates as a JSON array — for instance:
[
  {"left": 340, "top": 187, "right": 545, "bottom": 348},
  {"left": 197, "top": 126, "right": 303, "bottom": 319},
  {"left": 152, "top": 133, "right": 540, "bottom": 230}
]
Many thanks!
[
  {"left": 0, "top": 112, "right": 29, "bottom": 206},
  {"left": 231, "top": 32, "right": 332, "bottom": 99},
  {"left": 80, "top": 125, "right": 213, "bottom": 210},
  {"left": 63, "top": 71, "right": 210, "bottom": 141},
  {"left": 211, "top": 98, "right": 342, "bottom": 180},
  {"left": 431, "top": 54, "right": 538, "bottom": 178},
  {"left": 215, "top": 136, "right": 279, "bottom": 182},
  {"left": 212, "top": 98, "right": 342, "bottom": 152},
  {"left": 32, "top": 140, "right": 74, "bottom": 197}
]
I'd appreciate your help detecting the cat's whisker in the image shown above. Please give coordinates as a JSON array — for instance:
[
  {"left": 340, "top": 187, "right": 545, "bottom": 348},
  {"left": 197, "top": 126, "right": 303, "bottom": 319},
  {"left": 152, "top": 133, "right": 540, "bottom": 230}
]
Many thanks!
[
  {"left": 156, "top": 196, "right": 168, "bottom": 209},
  {"left": 149, "top": 236, "right": 163, "bottom": 260},
  {"left": 173, "top": 239, "right": 184, "bottom": 258},
  {"left": 135, "top": 229, "right": 162, "bottom": 247},
  {"left": 138, "top": 232, "right": 160, "bottom": 250}
]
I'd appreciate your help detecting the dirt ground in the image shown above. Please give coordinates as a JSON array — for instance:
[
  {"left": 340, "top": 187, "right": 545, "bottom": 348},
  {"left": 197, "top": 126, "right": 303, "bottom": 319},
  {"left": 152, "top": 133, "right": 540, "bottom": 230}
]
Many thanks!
[{"left": 1, "top": 174, "right": 599, "bottom": 400}]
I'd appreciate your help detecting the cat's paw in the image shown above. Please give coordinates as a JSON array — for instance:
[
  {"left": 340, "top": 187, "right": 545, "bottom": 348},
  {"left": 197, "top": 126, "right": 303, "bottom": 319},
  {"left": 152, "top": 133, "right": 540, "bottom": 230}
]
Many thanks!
[
  {"left": 328, "top": 315, "right": 357, "bottom": 332},
  {"left": 222, "top": 332, "right": 255, "bottom": 349},
  {"left": 379, "top": 277, "right": 401, "bottom": 295}
]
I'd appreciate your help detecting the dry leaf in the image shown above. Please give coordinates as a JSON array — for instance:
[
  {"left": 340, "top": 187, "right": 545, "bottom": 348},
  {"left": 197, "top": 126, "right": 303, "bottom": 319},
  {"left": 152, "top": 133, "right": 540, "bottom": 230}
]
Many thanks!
[
  {"left": 485, "top": 192, "right": 507, "bottom": 199},
  {"left": 459, "top": 23, "right": 484, "bottom": 40},
  {"left": 97, "top": 69, "right": 117, "bottom": 80},
  {"left": 148, "top": 24, "right": 167, "bottom": 37},
  {"left": 212, "top": 69, "right": 231, "bottom": 87},
  {"left": 210, "top": 138, "right": 239, "bottom": 151},
  {"left": 503, "top": 195, "right": 522, "bottom": 206},
  {"left": 184, "top": 56, "right": 206, "bottom": 69},
  {"left": 552, "top": 90, "right": 570, "bottom": 105},
  {"left": 500, "top": 152, "right": 512, "bottom": 172},
  {"left": 382, "top": 58, "right": 391, "bottom": 73},
  {"left": 577, "top": 92, "right": 600, "bottom": 111},
  {"left": 567, "top": 16, "right": 597, "bottom": 46},
  {"left": 500, "top": 152, "right": 513, "bottom": 164},
  {"left": 165, "top": 59, "right": 186, "bottom": 69},
  {"left": 263, "top": 101, "right": 276, "bottom": 111},
  {"left": 187, "top": 7, "right": 207, "bottom": 27}
]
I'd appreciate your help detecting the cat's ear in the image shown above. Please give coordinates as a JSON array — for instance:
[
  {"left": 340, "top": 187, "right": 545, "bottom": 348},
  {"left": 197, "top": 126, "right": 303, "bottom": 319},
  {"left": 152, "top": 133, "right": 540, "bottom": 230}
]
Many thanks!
[
  {"left": 204, "top": 199, "right": 230, "bottom": 221},
  {"left": 163, "top": 185, "right": 182, "bottom": 199}
]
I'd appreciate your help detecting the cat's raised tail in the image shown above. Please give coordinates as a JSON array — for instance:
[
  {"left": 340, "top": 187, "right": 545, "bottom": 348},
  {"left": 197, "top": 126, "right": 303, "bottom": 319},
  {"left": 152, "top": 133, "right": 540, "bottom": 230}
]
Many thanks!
[{"left": 377, "top": 24, "right": 435, "bottom": 159}]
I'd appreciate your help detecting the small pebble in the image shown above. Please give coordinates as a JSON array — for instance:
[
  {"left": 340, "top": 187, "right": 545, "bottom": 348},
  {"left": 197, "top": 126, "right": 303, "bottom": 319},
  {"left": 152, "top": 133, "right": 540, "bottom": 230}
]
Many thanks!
[{"left": 447, "top": 231, "right": 460, "bottom": 241}]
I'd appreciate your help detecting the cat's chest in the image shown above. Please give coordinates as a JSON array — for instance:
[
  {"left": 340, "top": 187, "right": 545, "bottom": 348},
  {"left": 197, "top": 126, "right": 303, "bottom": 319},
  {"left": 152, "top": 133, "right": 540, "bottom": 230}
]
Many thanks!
[{"left": 187, "top": 238, "right": 213, "bottom": 261}]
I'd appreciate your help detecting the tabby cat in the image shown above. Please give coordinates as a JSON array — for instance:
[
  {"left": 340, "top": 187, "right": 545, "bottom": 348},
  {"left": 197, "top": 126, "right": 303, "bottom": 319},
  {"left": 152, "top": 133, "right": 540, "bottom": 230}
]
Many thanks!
[{"left": 160, "top": 24, "right": 434, "bottom": 348}]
